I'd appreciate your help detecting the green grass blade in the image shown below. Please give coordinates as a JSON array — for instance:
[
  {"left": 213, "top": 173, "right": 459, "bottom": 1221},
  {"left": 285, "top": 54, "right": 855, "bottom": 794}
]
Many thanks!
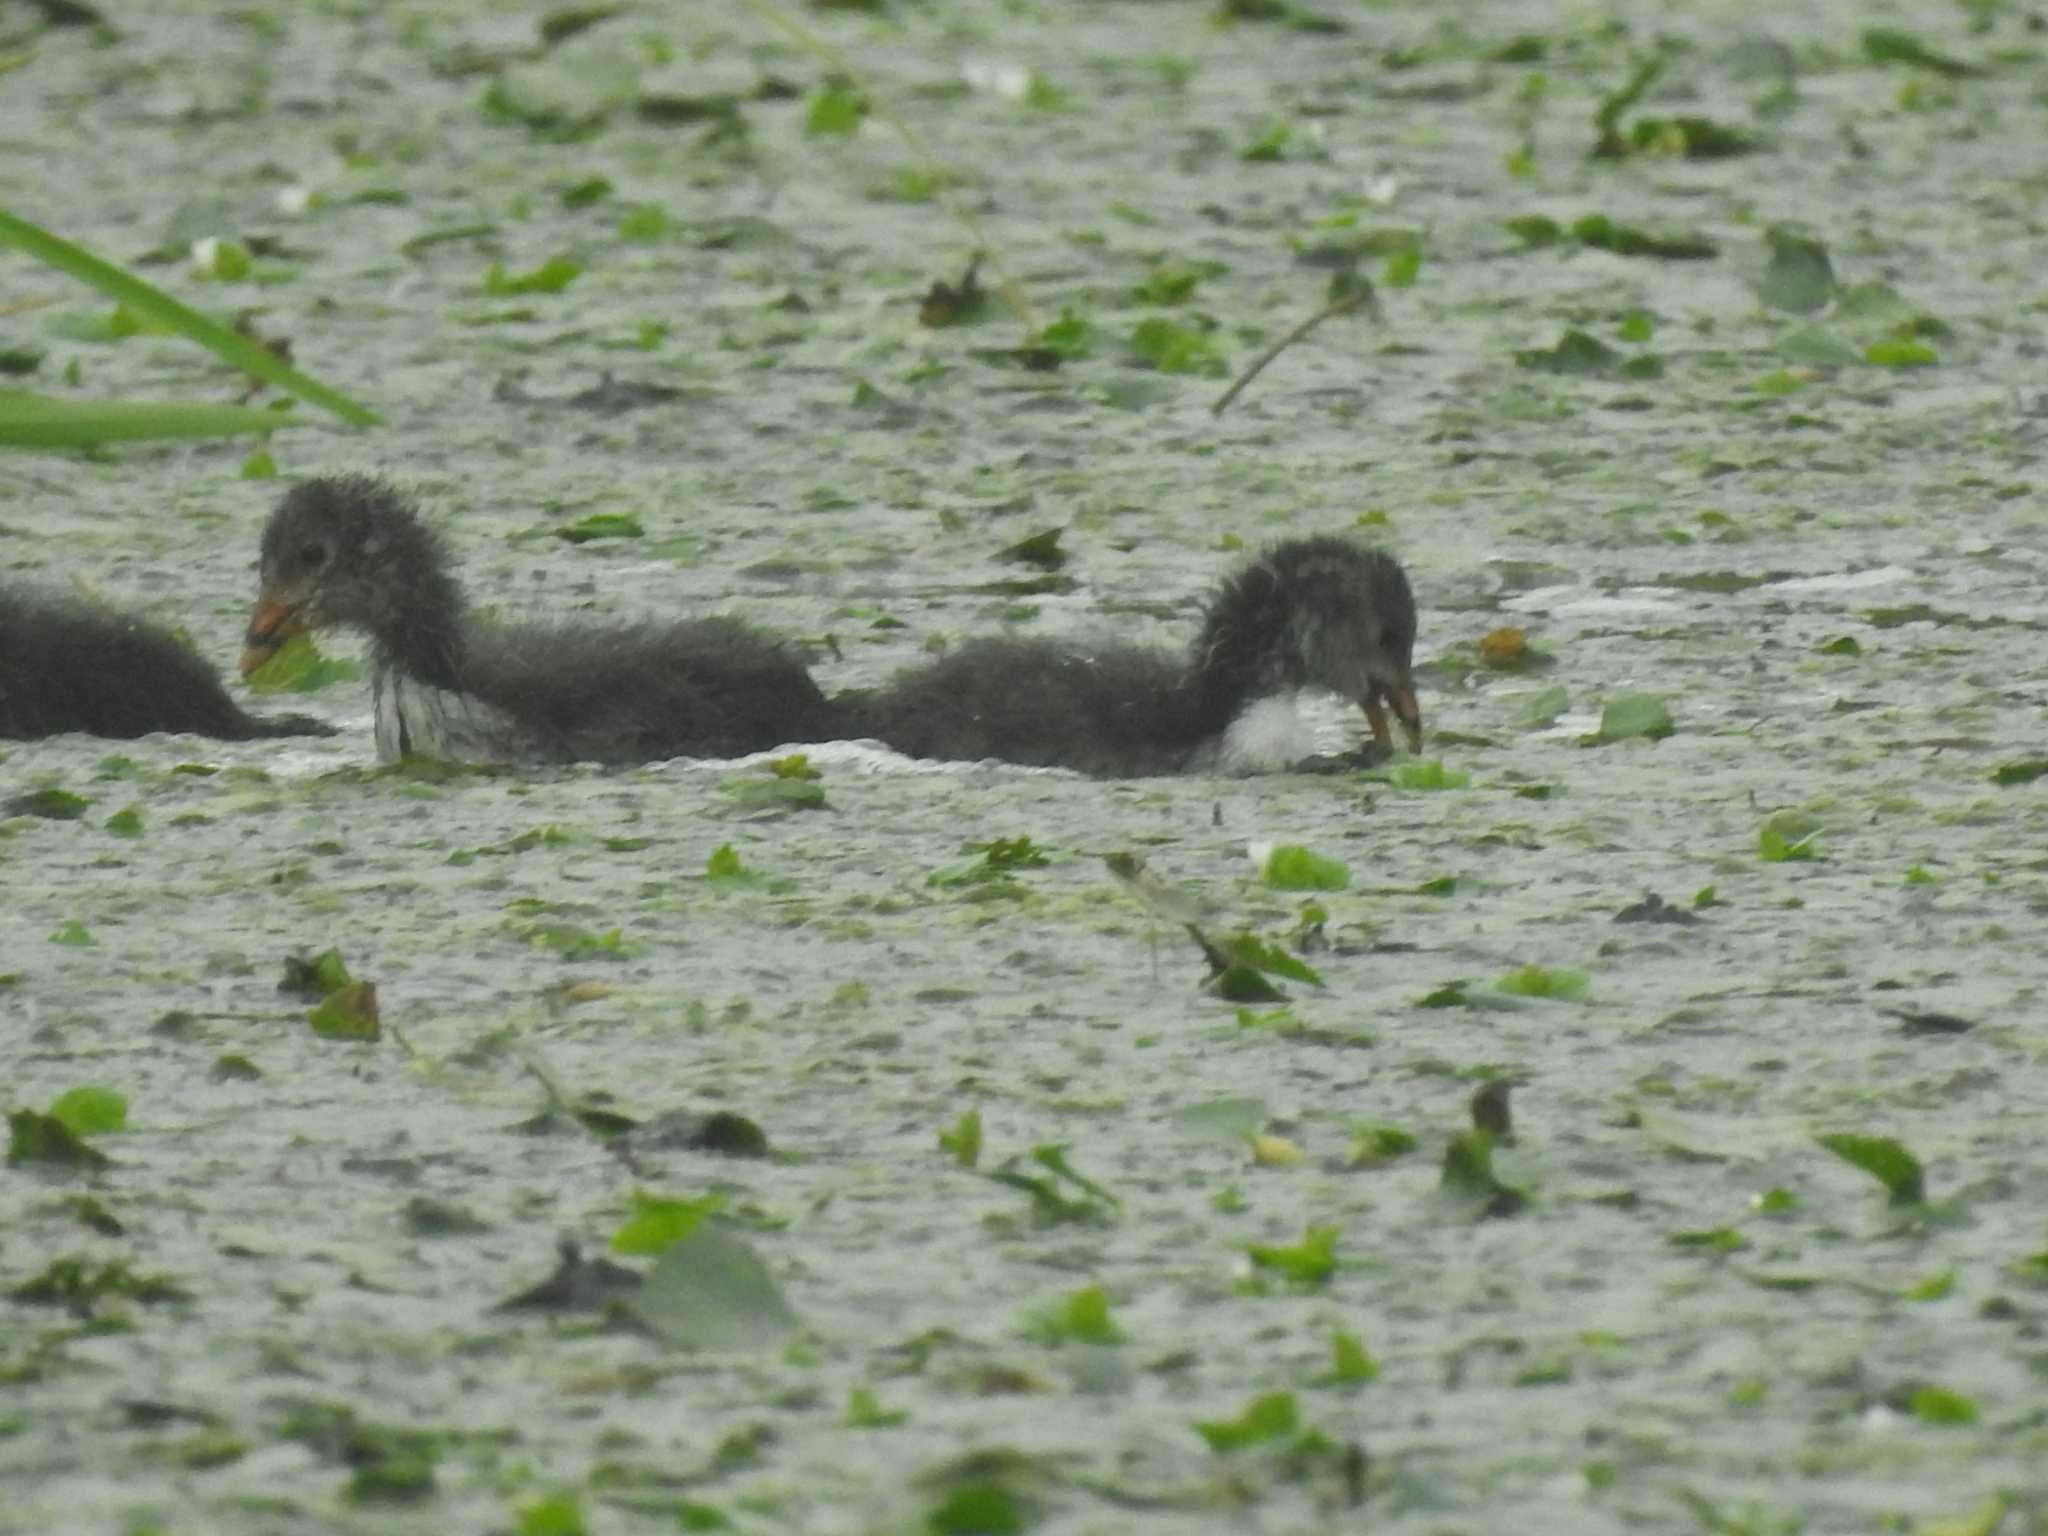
[
  {"left": 0, "top": 207, "right": 379, "bottom": 427},
  {"left": 0, "top": 390, "right": 293, "bottom": 448}
]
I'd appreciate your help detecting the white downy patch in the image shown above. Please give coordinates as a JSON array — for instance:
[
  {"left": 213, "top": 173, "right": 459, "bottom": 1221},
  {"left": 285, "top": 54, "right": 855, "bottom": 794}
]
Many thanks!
[{"left": 1212, "top": 693, "right": 1324, "bottom": 773}]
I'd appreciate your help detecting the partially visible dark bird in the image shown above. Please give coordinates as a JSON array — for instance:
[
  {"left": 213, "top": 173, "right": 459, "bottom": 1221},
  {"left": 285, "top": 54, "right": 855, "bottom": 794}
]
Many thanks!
[
  {"left": 1, "top": 583, "right": 332, "bottom": 742},
  {"left": 841, "top": 536, "right": 1422, "bottom": 776},
  {"left": 239, "top": 475, "right": 834, "bottom": 764}
]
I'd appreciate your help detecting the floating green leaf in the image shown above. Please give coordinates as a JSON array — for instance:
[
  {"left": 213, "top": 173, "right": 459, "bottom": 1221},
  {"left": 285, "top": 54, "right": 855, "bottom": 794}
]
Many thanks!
[
  {"left": 1244, "top": 1223, "right": 1339, "bottom": 1286},
  {"left": 7, "top": 1109, "right": 112, "bottom": 1168},
  {"left": 628, "top": 1226, "right": 802, "bottom": 1349},
  {"left": 1757, "top": 228, "right": 1834, "bottom": 314},
  {"left": 243, "top": 632, "right": 360, "bottom": 693},
  {"left": 1582, "top": 693, "right": 1672, "bottom": 745},
  {"left": 482, "top": 257, "right": 582, "bottom": 295},
  {"left": 0, "top": 391, "right": 294, "bottom": 450},
  {"left": 1991, "top": 759, "right": 2048, "bottom": 787},
  {"left": 1758, "top": 810, "right": 1820, "bottom": 862},
  {"left": 805, "top": 81, "right": 868, "bottom": 136},
  {"left": 1863, "top": 28, "right": 1979, "bottom": 78},
  {"left": 1257, "top": 843, "right": 1350, "bottom": 891},
  {"left": 1323, "top": 1330, "right": 1380, "bottom": 1384},
  {"left": 1816, "top": 1132, "right": 1925, "bottom": 1205},
  {"left": 1494, "top": 964, "right": 1589, "bottom": 1000},
  {"left": 49, "top": 1086, "right": 126, "bottom": 1136},
  {"left": 1515, "top": 329, "right": 1620, "bottom": 376},
  {"left": 308, "top": 981, "right": 381, "bottom": 1041},
  {"left": 552, "top": 511, "right": 643, "bottom": 542},
  {"left": 611, "top": 1190, "right": 726, "bottom": 1256},
  {"left": 1023, "top": 1284, "right": 1121, "bottom": 1346},
  {"left": 1194, "top": 1391, "right": 1298, "bottom": 1452},
  {"left": 1129, "top": 316, "right": 1228, "bottom": 376},
  {"left": 938, "top": 1107, "right": 982, "bottom": 1168}
]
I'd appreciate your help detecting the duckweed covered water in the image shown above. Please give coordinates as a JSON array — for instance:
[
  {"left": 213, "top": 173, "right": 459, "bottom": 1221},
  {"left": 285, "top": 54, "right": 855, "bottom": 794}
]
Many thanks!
[{"left": 4, "top": 2, "right": 2048, "bottom": 1532}]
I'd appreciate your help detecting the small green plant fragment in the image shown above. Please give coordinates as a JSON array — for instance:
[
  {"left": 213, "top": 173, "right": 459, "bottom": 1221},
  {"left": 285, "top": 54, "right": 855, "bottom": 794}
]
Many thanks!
[
  {"left": 704, "top": 843, "right": 755, "bottom": 884},
  {"left": 611, "top": 1190, "right": 726, "bottom": 1256},
  {"left": 844, "top": 1386, "right": 908, "bottom": 1428},
  {"left": 1866, "top": 337, "right": 1936, "bottom": 368},
  {"left": 1756, "top": 228, "right": 1835, "bottom": 314},
  {"left": 1494, "top": 965, "right": 1589, "bottom": 1000},
  {"left": 1128, "top": 315, "right": 1228, "bottom": 376},
  {"left": 49, "top": 1086, "right": 125, "bottom": 1135},
  {"left": 1347, "top": 1122, "right": 1416, "bottom": 1166},
  {"left": 1589, "top": 56, "right": 1660, "bottom": 154},
  {"left": 7, "top": 787, "right": 88, "bottom": 819},
  {"left": 805, "top": 79, "right": 868, "bottom": 136},
  {"left": 1758, "top": 810, "right": 1820, "bottom": 862},
  {"left": 1441, "top": 1131, "right": 1527, "bottom": 1217},
  {"left": 1194, "top": 1391, "right": 1298, "bottom": 1452},
  {"left": 1862, "top": 28, "right": 1980, "bottom": 78},
  {"left": 1416, "top": 979, "right": 1469, "bottom": 1009},
  {"left": 1030, "top": 309, "right": 1096, "bottom": 363},
  {"left": 552, "top": 511, "right": 643, "bottom": 542},
  {"left": 1382, "top": 243, "right": 1421, "bottom": 288},
  {"left": 281, "top": 948, "right": 353, "bottom": 998},
  {"left": 617, "top": 203, "right": 671, "bottom": 241},
  {"left": 1134, "top": 258, "right": 1224, "bottom": 306},
  {"left": 1668, "top": 1227, "right": 1747, "bottom": 1253},
  {"left": 1514, "top": 684, "right": 1569, "bottom": 729},
  {"left": 308, "top": 981, "right": 380, "bottom": 1041},
  {"left": 1908, "top": 1384, "right": 1979, "bottom": 1425},
  {"left": 1991, "top": 759, "right": 2048, "bottom": 786},
  {"left": 7, "top": 1109, "right": 111, "bottom": 1168},
  {"left": 515, "top": 1492, "right": 588, "bottom": 1536},
  {"left": 1819, "top": 635, "right": 1861, "bottom": 656},
  {"left": 1568, "top": 213, "right": 1715, "bottom": 260},
  {"left": 1244, "top": 1223, "right": 1339, "bottom": 1286},
  {"left": 101, "top": 804, "right": 143, "bottom": 837},
  {"left": 926, "top": 1485, "right": 1025, "bottom": 1536},
  {"left": 243, "top": 632, "right": 360, "bottom": 693},
  {"left": 627, "top": 1225, "right": 803, "bottom": 1350},
  {"left": 1258, "top": 843, "right": 1350, "bottom": 890},
  {"left": 1515, "top": 329, "right": 1620, "bottom": 376},
  {"left": 1816, "top": 1132, "right": 1925, "bottom": 1205},
  {"left": 1241, "top": 119, "right": 1294, "bottom": 162},
  {"left": 1024, "top": 1284, "right": 1122, "bottom": 1346},
  {"left": 931, "top": 835, "right": 1050, "bottom": 890},
  {"left": 1389, "top": 759, "right": 1469, "bottom": 789},
  {"left": 1201, "top": 930, "right": 1323, "bottom": 988},
  {"left": 482, "top": 257, "right": 582, "bottom": 296},
  {"left": 919, "top": 256, "right": 988, "bottom": 327},
  {"left": 1323, "top": 1329, "right": 1380, "bottom": 1384},
  {"left": 1581, "top": 693, "right": 1673, "bottom": 745},
  {"left": 66, "top": 1195, "right": 124, "bottom": 1235},
  {"left": 938, "top": 1107, "right": 982, "bottom": 1168},
  {"left": 48, "top": 920, "right": 94, "bottom": 947},
  {"left": 720, "top": 769, "right": 828, "bottom": 815},
  {"left": 997, "top": 528, "right": 1065, "bottom": 570},
  {"left": 986, "top": 1143, "right": 1121, "bottom": 1224},
  {"left": 11, "top": 1256, "right": 188, "bottom": 1306}
]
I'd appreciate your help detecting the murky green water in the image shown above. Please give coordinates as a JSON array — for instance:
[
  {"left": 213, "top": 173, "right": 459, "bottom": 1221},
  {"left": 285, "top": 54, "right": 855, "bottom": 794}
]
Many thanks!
[{"left": 5, "top": 2, "right": 2047, "bottom": 1532}]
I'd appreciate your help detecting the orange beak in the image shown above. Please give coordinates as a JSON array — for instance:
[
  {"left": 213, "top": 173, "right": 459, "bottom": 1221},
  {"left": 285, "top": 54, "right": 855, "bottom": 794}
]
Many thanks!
[
  {"left": 1362, "top": 685, "right": 1424, "bottom": 754},
  {"left": 240, "top": 596, "right": 306, "bottom": 677}
]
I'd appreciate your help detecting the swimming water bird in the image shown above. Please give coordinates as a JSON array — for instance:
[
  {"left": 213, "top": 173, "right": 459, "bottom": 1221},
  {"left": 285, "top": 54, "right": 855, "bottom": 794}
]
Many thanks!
[
  {"left": 239, "top": 475, "right": 835, "bottom": 764},
  {"left": 1, "top": 584, "right": 333, "bottom": 742},
  {"left": 844, "top": 537, "right": 1422, "bottom": 776}
]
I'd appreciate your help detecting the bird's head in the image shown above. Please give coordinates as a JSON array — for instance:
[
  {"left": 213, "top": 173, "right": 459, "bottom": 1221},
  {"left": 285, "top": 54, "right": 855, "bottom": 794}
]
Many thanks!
[{"left": 240, "top": 475, "right": 450, "bottom": 676}]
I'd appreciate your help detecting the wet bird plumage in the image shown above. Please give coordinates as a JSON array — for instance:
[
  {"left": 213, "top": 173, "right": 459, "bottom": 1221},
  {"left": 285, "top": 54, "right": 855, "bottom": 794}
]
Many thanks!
[
  {"left": 1, "top": 584, "right": 332, "bottom": 742},
  {"left": 843, "top": 537, "right": 1421, "bottom": 776},
  {"left": 242, "top": 475, "right": 834, "bottom": 764}
]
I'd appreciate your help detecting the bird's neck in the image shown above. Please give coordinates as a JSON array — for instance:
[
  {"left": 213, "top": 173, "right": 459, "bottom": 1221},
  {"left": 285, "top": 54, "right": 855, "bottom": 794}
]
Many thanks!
[
  {"left": 1185, "top": 574, "right": 1300, "bottom": 729},
  {"left": 372, "top": 565, "right": 470, "bottom": 691}
]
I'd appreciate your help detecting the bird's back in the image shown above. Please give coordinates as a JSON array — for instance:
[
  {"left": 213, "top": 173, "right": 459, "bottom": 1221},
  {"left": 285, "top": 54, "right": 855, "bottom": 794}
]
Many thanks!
[
  {"left": 1, "top": 585, "right": 325, "bottom": 741},
  {"left": 845, "top": 636, "right": 1203, "bottom": 776},
  {"left": 451, "top": 614, "right": 833, "bottom": 763}
]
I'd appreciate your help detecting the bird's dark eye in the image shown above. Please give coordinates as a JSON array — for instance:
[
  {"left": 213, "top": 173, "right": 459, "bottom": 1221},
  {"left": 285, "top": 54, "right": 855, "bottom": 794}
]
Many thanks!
[{"left": 299, "top": 541, "right": 329, "bottom": 570}]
